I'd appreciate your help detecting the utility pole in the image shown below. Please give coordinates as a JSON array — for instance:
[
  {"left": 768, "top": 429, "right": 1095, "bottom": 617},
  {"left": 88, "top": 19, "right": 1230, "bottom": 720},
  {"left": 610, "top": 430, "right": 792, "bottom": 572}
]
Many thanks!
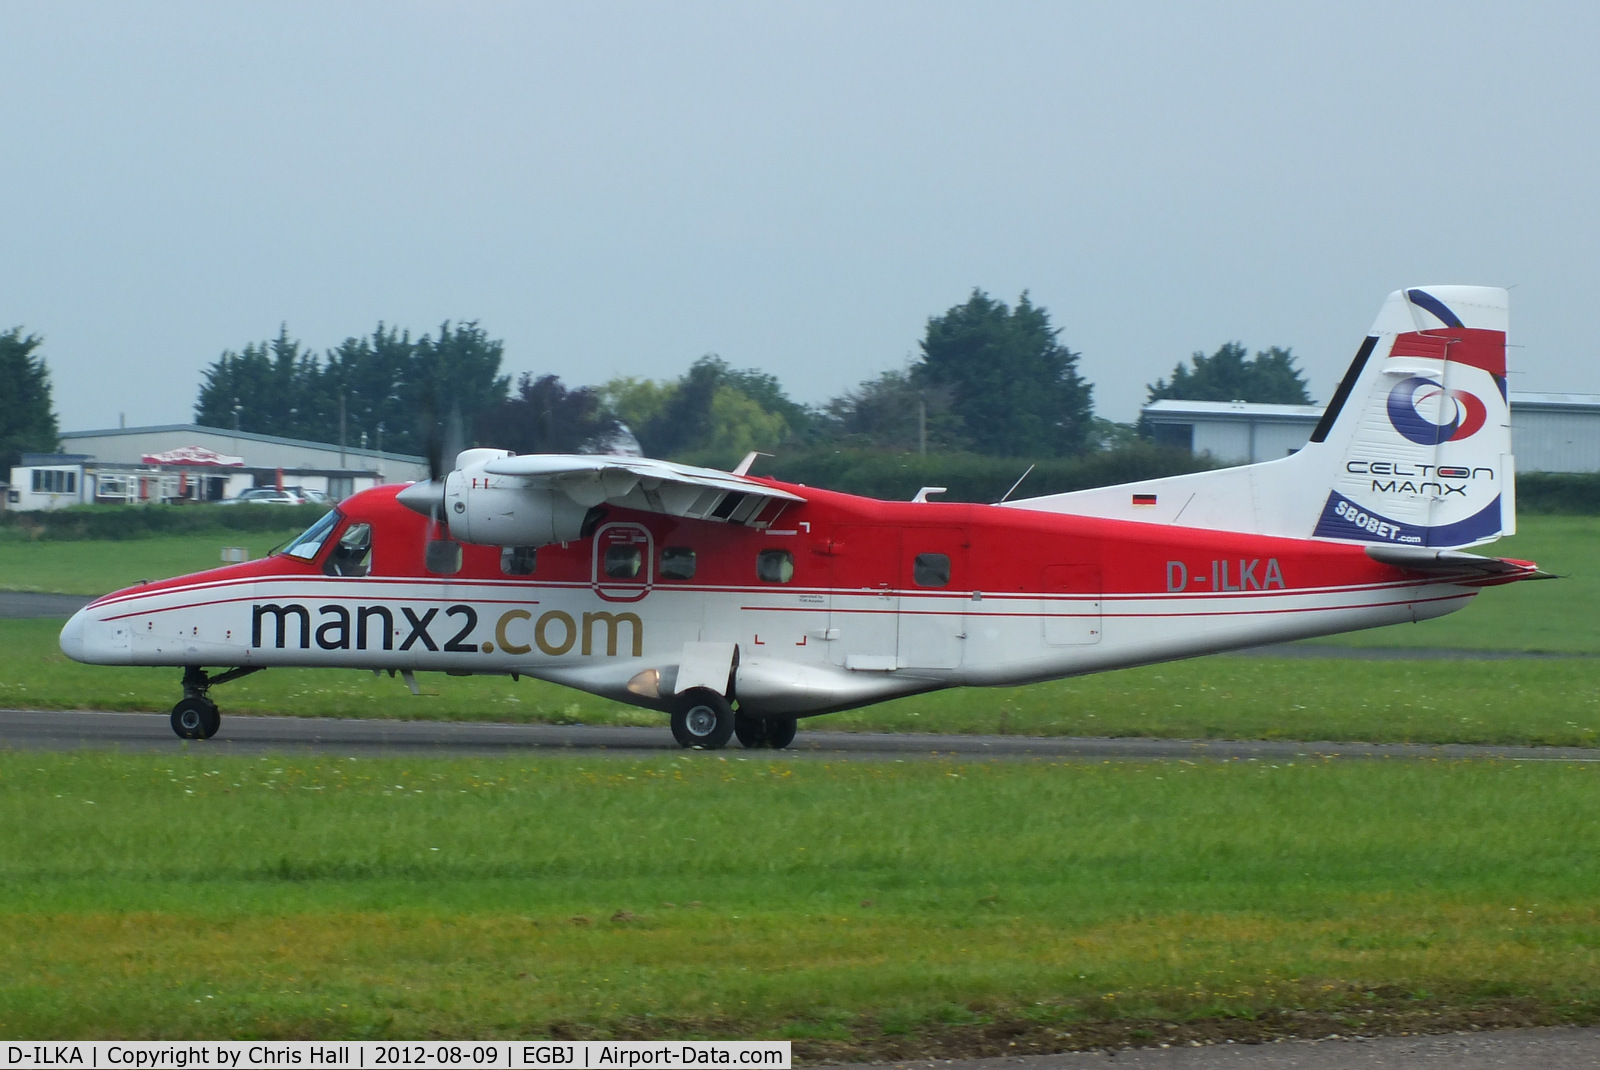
[{"left": 339, "top": 393, "right": 347, "bottom": 468}]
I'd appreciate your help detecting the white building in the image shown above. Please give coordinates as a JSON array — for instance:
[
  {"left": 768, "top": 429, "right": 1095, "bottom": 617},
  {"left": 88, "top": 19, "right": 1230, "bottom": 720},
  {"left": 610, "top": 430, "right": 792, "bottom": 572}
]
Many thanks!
[
  {"left": 1142, "top": 393, "right": 1600, "bottom": 473},
  {"left": 7, "top": 424, "right": 429, "bottom": 511}
]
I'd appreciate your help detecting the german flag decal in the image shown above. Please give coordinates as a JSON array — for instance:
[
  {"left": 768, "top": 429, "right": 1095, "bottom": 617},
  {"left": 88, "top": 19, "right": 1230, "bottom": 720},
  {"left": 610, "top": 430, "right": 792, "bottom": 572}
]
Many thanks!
[{"left": 1132, "top": 493, "right": 1157, "bottom": 507}]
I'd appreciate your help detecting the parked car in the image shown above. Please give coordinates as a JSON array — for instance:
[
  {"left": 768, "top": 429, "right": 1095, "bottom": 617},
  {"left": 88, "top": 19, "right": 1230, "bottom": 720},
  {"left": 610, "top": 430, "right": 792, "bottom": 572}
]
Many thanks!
[{"left": 218, "top": 488, "right": 309, "bottom": 506}]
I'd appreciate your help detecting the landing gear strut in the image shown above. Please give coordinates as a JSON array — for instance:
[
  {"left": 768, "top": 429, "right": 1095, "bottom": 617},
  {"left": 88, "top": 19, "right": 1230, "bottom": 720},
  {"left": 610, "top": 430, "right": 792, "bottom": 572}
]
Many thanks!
[{"left": 170, "top": 665, "right": 260, "bottom": 740}]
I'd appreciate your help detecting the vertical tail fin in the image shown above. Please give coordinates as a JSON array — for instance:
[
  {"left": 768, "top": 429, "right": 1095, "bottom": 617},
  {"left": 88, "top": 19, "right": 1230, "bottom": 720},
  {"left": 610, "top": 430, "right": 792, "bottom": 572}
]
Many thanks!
[
  {"left": 1006, "top": 285, "right": 1514, "bottom": 550},
  {"left": 1307, "top": 286, "right": 1511, "bottom": 548}
]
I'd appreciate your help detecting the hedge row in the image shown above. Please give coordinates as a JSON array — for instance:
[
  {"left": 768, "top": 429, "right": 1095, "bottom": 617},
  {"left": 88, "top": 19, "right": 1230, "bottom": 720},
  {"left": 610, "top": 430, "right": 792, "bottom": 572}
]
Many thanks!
[{"left": 0, "top": 504, "right": 331, "bottom": 542}]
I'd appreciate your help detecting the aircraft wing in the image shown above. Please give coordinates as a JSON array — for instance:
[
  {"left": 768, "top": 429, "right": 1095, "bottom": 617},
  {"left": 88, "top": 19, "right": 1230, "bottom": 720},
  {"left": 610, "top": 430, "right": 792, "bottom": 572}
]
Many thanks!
[{"left": 481, "top": 454, "right": 805, "bottom": 521}]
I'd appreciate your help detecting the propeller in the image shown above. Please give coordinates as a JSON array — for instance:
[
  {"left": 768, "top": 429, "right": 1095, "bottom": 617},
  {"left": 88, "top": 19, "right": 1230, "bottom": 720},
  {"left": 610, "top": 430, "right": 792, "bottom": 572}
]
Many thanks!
[{"left": 397, "top": 399, "right": 468, "bottom": 539}]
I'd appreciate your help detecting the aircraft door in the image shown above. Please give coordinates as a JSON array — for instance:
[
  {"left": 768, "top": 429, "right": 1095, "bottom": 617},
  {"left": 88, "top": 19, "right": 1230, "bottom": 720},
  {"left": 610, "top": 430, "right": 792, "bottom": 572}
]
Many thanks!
[
  {"left": 1041, "top": 564, "right": 1101, "bottom": 645},
  {"left": 897, "top": 527, "right": 967, "bottom": 669},
  {"left": 592, "top": 523, "right": 653, "bottom": 603},
  {"left": 827, "top": 525, "right": 900, "bottom": 671}
]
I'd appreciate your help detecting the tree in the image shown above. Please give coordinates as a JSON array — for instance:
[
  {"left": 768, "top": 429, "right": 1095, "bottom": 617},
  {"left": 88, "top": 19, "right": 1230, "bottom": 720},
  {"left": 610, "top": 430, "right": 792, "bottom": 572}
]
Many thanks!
[
  {"left": 475, "top": 373, "right": 620, "bottom": 454},
  {"left": 195, "top": 320, "right": 510, "bottom": 458},
  {"left": 194, "top": 326, "right": 324, "bottom": 440},
  {"left": 1146, "top": 343, "right": 1314, "bottom": 405},
  {"left": 599, "top": 355, "right": 812, "bottom": 461},
  {"left": 820, "top": 368, "right": 962, "bottom": 452},
  {"left": 915, "top": 290, "right": 1094, "bottom": 457},
  {"left": 0, "top": 327, "right": 59, "bottom": 471}
]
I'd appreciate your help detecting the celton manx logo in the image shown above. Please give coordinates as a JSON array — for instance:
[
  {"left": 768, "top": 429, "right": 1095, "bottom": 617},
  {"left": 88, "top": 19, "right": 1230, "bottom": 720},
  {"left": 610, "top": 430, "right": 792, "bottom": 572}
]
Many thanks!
[{"left": 1385, "top": 376, "right": 1486, "bottom": 445}]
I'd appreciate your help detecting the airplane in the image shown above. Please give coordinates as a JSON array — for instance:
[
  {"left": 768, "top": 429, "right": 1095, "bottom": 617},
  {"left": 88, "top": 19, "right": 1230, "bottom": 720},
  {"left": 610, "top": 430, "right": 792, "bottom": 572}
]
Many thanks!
[{"left": 60, "top": 285, "right": 1542, "bottom": 748}]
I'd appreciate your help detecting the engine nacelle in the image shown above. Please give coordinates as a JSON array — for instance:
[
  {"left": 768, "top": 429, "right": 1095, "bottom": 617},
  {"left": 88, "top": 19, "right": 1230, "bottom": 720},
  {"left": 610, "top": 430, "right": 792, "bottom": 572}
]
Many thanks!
[{"left": 442, "top": 472, "right": 592, "bottom": 547}]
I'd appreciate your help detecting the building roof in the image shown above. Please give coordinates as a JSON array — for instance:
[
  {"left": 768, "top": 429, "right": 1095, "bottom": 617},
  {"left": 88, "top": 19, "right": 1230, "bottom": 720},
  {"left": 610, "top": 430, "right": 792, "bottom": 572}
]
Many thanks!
[
  {"left": 1142, "top": 392, "right": 1600, "bottom": 422},
  {"left": 1505, "top": 392, "right": 1600, "bottom": 412},
  {"left": 60, "top": 424, "right": 426, "bottom": 465},
  {"left": 1142, "top": 399, "right": 1324, "bottom": 422}
]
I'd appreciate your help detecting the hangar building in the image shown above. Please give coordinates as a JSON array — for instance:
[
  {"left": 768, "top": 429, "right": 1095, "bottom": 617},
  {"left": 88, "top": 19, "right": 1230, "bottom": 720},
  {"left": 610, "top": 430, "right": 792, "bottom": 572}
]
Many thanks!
[
  {"left": 1143, "top": 393, "right": 1600, "bottom": 472},
  {"left": 7, "top": 424, "right": 428, "bottom": 511}
]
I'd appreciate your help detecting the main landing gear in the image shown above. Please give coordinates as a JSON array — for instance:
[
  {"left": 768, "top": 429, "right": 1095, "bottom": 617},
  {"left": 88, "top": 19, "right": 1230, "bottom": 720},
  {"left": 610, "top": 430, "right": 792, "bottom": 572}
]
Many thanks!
[
  {"left": 669, "top": 689, "right": 797, "bottom": 750},
  {"left": 169, "top": 665, "right": 260, "bottom": 740}
]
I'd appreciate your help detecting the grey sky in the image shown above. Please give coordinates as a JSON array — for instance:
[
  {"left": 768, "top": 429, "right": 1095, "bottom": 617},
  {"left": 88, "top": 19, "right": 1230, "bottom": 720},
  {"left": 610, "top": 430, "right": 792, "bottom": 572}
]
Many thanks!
[{"left": 5, "top": 1, "right": 1596, "bottom": 436}]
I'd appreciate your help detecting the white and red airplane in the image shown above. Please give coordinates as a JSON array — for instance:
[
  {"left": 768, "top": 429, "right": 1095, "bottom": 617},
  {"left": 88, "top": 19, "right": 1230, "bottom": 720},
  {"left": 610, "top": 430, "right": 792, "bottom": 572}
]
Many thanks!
[{"left": 62, "top": 286, "right": 1540, "bottom": 748}]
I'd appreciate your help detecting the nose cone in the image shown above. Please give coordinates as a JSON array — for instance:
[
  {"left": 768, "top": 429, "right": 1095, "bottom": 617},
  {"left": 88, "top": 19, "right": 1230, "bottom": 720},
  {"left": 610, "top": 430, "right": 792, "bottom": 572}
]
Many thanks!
[
  {"left": 59, "top": 608, "right": 87, "bottom": 661},
  {"left": 397, "top": 478, "right": 444, "bottom": 518},
  {"left": 59, "top": 606, "right": 132, "bottom": 665}
]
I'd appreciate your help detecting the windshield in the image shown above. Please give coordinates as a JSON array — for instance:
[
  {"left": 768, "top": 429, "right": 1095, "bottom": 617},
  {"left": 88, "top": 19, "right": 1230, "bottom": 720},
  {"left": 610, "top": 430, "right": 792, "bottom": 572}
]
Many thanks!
[{"left": 280, "top": 510, "right": 340, "bottom": 561}]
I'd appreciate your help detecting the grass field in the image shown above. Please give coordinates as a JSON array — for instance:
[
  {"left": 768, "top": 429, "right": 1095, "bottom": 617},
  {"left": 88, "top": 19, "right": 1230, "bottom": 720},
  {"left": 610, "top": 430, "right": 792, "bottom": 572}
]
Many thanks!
[
  {"left": 0, "top": 529, "right": 308, "bottom": 595},
  {"left": 5, "top": 617, "right": 1597, "bottom": 746},
  {"left": 2, "top": 752, "right": 1597, "bottom": 1050}
]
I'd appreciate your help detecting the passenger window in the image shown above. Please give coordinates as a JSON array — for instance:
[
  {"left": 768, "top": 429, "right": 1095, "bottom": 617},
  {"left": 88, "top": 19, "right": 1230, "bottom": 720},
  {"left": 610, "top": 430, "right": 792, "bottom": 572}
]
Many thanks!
[
  {"left": 425, "top": 538, "right": 462, "bottom": 575},
  {"left": 913, "top": 552, "right": 950, "bottom": 588},
  {"left": 604, "top": 545, "right": 643, "bottom": 579},
  {"left": 324, "top": 523, "right": 372, "bottom": 577},
  {"left": 501, "top": 545, "right": 538, "bottom": 576},
  {"left": 660, "top": 546, "right": 696, "bottom": 580},
  {"left": 756, "top": 549, "right": 794, "bottom": 583}
]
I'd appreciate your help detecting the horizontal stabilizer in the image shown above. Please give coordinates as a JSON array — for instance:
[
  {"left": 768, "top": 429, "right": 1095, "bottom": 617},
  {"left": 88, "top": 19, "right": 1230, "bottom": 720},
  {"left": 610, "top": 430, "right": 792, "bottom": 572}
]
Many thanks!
[{"left": 1365, "top": 545, "right": 1548, "bottom": 580}]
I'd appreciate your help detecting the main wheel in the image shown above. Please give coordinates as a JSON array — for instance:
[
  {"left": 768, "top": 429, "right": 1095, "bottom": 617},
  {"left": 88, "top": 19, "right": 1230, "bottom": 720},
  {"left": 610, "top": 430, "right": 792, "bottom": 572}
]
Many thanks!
[
  {"left": 171, "top": 697, "right": 213, "bottom": 740},
  {"left": 671, "top": 689, "right": 734, "bottom": 750},
  {"left": 733, "top": 711, "right": 769, "bottom": 748},
  {"left": 735, "top": 713, "right": 797, "bottom": 749},
  {"left": 763, "top": 716, "right": 797, "bottom": 749}
]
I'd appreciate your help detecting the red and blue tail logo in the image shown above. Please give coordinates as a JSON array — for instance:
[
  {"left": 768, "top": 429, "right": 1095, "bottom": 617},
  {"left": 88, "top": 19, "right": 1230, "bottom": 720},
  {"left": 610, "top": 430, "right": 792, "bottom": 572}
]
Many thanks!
[{"left": 1385, "top": 376, "right": 1487, "bottom": 445}]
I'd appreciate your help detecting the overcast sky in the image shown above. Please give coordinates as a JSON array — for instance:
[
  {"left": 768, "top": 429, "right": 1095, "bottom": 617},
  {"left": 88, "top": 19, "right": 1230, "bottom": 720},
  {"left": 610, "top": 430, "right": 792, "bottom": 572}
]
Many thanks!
[{"left": 4, "top": 0, "right": 1596, "bottom": 435}]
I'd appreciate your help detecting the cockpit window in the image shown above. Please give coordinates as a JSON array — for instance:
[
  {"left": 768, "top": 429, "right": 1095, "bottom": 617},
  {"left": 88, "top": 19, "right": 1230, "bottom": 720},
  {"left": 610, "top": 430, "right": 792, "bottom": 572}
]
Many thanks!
[
  {"left": 324, "top": 523, "right": 372, "bottom": 577},
  {"left": 280, "top": 510, "right": 340, "bottom": 561}
]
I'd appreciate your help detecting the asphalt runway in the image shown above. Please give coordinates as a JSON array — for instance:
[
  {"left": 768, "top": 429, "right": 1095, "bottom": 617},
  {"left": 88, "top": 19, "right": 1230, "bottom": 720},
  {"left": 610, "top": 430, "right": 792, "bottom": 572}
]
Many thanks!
[
  {"left": 850, "top": 1027, "right": 1600, "bottom": 1069},
  {"left": 0, "top": 591, "right": 92, "bottom": 618},
  {"left": 3, "top": 707, "right": 1598, "bottom": 762}
]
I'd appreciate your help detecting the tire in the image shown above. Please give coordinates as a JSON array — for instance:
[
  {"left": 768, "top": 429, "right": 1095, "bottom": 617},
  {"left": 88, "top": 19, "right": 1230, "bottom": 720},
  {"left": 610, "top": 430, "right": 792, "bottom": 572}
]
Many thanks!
[
  {"left": 171, "top": 697, "right": 210, "bottom": 740},
  {"left": 199, "top": 701, "right": 222, "bottom": 739},
  {"left": 733, "top": 711, "right": 768, "bottom": 748},
  {"left": 764, "top": 717, "right": 797, "bottom": 749},
  {"left": 670, "top": 689, "right": 734, "bottom": 750},
  {"left": 735, "top": 712, "right": 797, "bottom": 749}
]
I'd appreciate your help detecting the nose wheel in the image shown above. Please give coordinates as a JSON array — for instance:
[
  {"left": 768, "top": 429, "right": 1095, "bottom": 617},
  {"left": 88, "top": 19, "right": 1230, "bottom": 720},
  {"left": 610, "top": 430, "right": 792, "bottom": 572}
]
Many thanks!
[
  {"left": 169, "top": 665, "right": 260, "bottom": 740},
  {"left": 171, "top": 696, "right": 221, "bottom": 740}
]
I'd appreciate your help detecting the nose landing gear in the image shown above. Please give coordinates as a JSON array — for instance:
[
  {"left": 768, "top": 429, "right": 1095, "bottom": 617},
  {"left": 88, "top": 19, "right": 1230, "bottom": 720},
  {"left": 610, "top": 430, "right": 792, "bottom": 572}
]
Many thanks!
[{"left": 170, "top": 665, "right": 261, "bottom": 740}]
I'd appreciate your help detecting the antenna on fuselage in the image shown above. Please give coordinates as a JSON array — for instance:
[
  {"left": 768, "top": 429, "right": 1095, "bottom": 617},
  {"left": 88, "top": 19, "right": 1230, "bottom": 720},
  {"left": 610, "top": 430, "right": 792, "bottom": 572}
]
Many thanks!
[{"left": 997, "top": 464, "right": 1036, "bottom": 504}]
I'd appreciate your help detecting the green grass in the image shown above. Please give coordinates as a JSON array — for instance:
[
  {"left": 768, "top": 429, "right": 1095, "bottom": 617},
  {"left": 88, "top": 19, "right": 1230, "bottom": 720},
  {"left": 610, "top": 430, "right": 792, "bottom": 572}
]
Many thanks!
[
  {"left": 1308, "top": 516, "right": 1600, "bottom": 654},
  {"left": 0, "top": 530, "right": 307, "bottom": 595},
  {"left": 5, "top": 617, "right": 1598, "bottom": 746},
  {"left": 2, "top": 753, "right": 1598, "bottom": 1046}
]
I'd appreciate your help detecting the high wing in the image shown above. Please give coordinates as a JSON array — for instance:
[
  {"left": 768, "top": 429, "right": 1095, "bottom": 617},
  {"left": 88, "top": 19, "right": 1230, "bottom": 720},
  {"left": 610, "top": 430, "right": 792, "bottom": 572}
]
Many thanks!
[
  {"left": 481, "top": 454, "right": 805, "bottom": 516},
  {"left": 397, "top": 451, "right": 806, "bottom": 547}
]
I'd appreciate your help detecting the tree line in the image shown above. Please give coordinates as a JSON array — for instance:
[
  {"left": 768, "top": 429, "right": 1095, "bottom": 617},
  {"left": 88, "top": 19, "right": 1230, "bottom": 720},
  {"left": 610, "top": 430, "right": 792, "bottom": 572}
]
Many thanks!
[{"left": 2, "top": 292, "right": 1313, "bottom": 478}]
